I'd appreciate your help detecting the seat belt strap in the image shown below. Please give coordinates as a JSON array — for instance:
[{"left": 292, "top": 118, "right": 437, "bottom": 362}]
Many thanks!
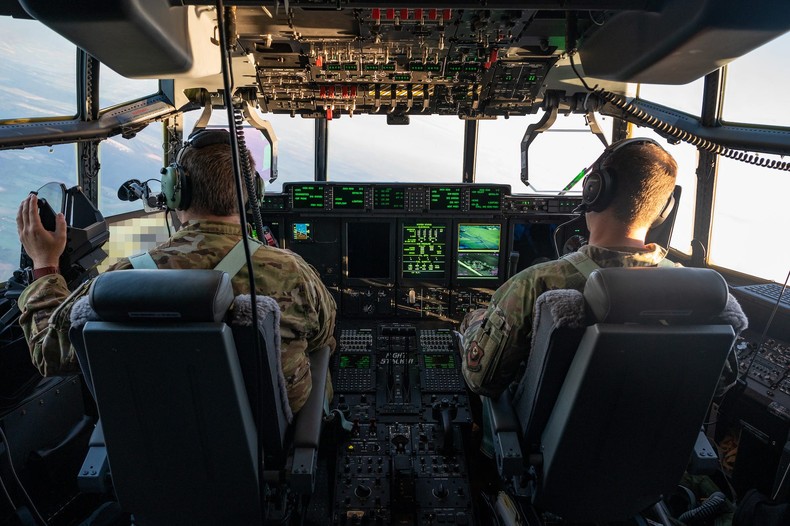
[
  {"left": 214, "top": 238, "right": 263, "bottom": 277},
  {"left": 128, "top": 252, "right": 158, "bottom": 269},
  {"left": 562, "top": 251, "right": 601, "bottom": 279}
]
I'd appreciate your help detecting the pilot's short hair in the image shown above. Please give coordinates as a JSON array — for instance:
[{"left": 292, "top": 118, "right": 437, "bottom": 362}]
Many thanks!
[
  {"left": 603, "top": 141, "right": 678, "bottom": 229},
  {"left": 179, "top": 143, "right": 254, "bottom": 216}
]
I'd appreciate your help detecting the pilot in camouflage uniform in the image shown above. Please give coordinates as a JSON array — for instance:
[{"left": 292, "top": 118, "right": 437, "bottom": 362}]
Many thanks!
[
  {"left": 18, "top": 219, "right": 337, "bottom": 414},
  {"left": 460, "top": 243, "right": 675, "bottom": 398},
  {"left": 460, "top": 138, "right": 739, "bottom": 400}
]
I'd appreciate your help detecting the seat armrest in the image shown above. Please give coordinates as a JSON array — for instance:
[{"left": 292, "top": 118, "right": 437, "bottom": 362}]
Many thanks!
[
  {"left": 483, "top": 393, "right": 524, "bottom": 479},
  {"left": 291, "top": 345, "right": 330, "bottom": 494},
  {"left": 486, "top": 391, "right": 519, "bottom": 433},
  {"left": 293, "top": 346, "right": 330, "bottom": 449}
]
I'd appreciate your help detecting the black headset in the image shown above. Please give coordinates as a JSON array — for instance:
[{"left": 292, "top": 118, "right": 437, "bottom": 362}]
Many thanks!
[
  {"left": 579, "top": 137, "right": 676, "bottom": 228},
  {"left": 160, "top": 129, "right": 264, "bottom": 211}
]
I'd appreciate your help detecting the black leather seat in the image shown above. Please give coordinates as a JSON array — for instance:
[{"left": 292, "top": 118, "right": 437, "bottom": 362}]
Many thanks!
[
  {"left": 69, "top": 269, "right": 329, "bottom": 525},
  {"left": 484, "top": 266, "right": 746, "bottom": 523}
]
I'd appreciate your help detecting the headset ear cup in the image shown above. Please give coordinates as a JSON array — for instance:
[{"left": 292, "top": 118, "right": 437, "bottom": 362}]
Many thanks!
[
  {"left": 651, "top": 192, "right": 676, "bottom": 228},
  {"left": 160, "top": 164, "right": 191, "bottom": 210},
  {"left": 160, "top": 165, "right": 181, "bottom": 210}
]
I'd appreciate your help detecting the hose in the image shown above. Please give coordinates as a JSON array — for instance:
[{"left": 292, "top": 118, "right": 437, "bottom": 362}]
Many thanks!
[{"left": 678, "top": 491, "right": 727, "bottom": 523}]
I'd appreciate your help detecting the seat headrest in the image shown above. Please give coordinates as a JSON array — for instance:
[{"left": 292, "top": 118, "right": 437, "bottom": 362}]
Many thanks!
[
  {"left": 584, "top": 267, "right": 729, "bottom": 324},
  {"left": 89, "top": 270, "right": 234, "bottom": 322}
]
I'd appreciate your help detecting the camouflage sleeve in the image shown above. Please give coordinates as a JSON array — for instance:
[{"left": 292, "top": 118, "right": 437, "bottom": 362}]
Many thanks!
[
  {"left": 18, "top": 275, "right": 92, "bottom": 376},
  {"left": 301, "top": 262, "right": 337, "bottom": 355},
  {"left": 460, "top": 273, "right": 537, "bottom": 398}
]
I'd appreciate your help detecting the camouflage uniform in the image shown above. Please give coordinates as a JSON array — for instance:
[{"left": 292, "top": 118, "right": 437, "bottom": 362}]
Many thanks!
[
  {"left": 18, "top": 220, "right": 337, "bottom": 414},
  {"left": 460, "top": 243, "right": 673, "bottom": 398}
]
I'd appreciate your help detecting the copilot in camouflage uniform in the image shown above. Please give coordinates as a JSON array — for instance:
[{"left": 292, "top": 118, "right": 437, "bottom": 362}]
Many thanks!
[
  {"left": 18, "top": 220, "right": 337, "bottom": 414},
  {"left": 460, "top": 243, "right": 676, "bottom": 398}
]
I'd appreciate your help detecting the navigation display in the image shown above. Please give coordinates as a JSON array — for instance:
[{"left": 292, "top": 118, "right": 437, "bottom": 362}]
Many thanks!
[
  {"left": 402, "top": 222, "right": 447, "bottom": 280},
  {"left": 374, "top": 187, "right": 405, "bottom": 210},
  {"left": 424, "top": 354, "right": 456, "bottom": 369},
  {"left": 430, "top": 187, "right": 461, "bottom": 210},
  {"left": 456, "top": 223, "right": 501, "bottom": 280},
  {"left": 339, "top": 354, "right": 371, "bottom": 369},
  {"left": 469, "top": 187, "right": 501, "bottom": 210},
  {"left": 292, "top": 185, "right": 325, "bottom": 209},
  {"left": 333, "top": 186, "right": 365, "bottom": 209}
]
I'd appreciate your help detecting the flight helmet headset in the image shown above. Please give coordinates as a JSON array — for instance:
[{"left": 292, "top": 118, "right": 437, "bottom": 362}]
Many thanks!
[
  {"left": 579, "top": 137, "right": 676, "bottom": 228},
  {"left": 160, "top": 129, "right": 264, "bottom": 211}
]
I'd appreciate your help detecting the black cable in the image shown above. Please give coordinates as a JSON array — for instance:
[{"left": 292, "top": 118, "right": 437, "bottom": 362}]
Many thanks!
[
  {"left": 567, "top": 50, "right": 790, "bottom": 173},
  {"left": 0, "top": 471, "right": 17, "bottom": 512},
  {"left": 596, "top": 88, "right": 790, "bottom": 172},
  {"left": 232, "top": 108, "right": 265, "bottom": 242},
  {"left": 215, "top": 1, "right": 266, "bottom": 508},
  {"left": 0, "top": 426, "right": 47, "bottom": 525},
  {"left": 568, "top": 51, "right": 596, "bottom": 92}
]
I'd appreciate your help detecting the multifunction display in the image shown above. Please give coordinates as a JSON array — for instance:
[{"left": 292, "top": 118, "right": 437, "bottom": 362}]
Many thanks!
[
  {"left": 291, "top": 184, "right": 325, "bottom": 209},
  {"left": 430, "top": 187, "right": 461, "bottom": 211},
  {"left": 456, "top": 223, "right": 501, "bottom": 280},
  {"left": 469, "top": 187, "right": 501, "bottom": 210},
  {"left": 333, "top": 186, "right": 365, "bottom": 209},
  {"left": 402, "top": 222, "right": 446, "bottom": 279},
  {"left": 373, "top": 186, "right": 405, "bottom": 210}
]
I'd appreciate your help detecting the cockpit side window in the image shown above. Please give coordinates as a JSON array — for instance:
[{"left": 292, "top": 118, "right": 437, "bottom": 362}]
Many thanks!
[
  {"left": 722, "top": 32, "right": 790, "bottom": 127},
  {"left": 99, "top": 65, "right": 158, "bottom": 110},
  {"left": 0, "top": 17, "right": 77, "bottom": 122},
  {"left": 98, "top": 123, "right": 164, "bottom": 216},
  {"left": 637, "top": 79, "right": 705, "bottom": 118},
  {"left": 0, "top": 145, "right": 77, "bottom": 281}
]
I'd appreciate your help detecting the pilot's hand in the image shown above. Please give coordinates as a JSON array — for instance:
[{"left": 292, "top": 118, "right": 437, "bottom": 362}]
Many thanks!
[{"left": 16, "top": 194, "right": 67, "bottom": 269}]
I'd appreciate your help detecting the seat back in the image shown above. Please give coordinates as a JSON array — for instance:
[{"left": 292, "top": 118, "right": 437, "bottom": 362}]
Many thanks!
[
  {"left": 514, "top": 267, "right": 742, "bottom": 522},
  {"left": 74, "top": 269, "right": 268, "bottom": 526}
]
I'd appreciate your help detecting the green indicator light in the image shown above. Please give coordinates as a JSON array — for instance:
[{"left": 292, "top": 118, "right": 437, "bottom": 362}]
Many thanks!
[
  {"left": 394, "top": 74, "right": 410, "bottom": 81},
  {"left": 343, "top": 63, "right": 358, "bottom": 71},
  {"left": 364, "top": 64, "right": 379, "bottom": 71},
  {"left": 382, "top": 64, "right": 396, "bottom": 71},
  {"left": 448, "top": 64, "right": 462, "bottom": 72},
  {"left": 410, "top": 64, "right": 425, "bottom": 71},
  {"left": 528, "top": 74, "right": 537, "bottom": 82},
  {"left": 327, "top": 63, "right": 342, "bottom": 71},
  {"left": 426, "top": 64, "right": 441, "bottom": 72}
]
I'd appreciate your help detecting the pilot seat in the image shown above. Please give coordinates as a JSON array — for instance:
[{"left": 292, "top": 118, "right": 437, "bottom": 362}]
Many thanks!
[
  {"left": 482, "top": 266, "right": 746, "bottom": 524},
  {"left": 68, "top": 269, "right": 329, "bottom": 525}
]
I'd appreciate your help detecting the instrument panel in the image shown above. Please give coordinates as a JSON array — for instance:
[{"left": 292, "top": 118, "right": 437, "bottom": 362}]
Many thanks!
[{"left": 260, "top": 183, "right": 586, "bottom": 323}]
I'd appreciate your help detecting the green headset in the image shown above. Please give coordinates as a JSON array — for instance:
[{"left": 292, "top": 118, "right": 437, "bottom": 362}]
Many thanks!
[
  {"left": 579, "top": 137, "right": 675, "bottom": 228},
  {"left": 160, "top": 129, "right": 264, "bottom": 211}
]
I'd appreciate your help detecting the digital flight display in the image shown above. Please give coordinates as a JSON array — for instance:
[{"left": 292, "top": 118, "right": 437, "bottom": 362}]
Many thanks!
[
  {"left": 292, "top": 222, "right": 312, "bottom": 241},
  {"left": 292, "top": 185, "right": 325, "bottom": 209},
  {"left": 469, "top": 187, "right": 501, "bottom": 210},
  {"left": 402, "top": 222, "right": 446, "bottom": 280},
  {"left": 424, "top": 354, "right": 456, "bottom": 369},
  {"left": 456, "top": 223, "right": 501, "bottom": 280},
  {"left": 333, "top": 186, "right": 365, "bottom": 209},
  {"left": 374, "top": 187, "right": 405, "bottom": 210},
  {"left": 339, "top": 354, "right": 371, "bottom": 369},
  {"left": 430, "top": 187, "right": 461, "bottom": 211}
]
